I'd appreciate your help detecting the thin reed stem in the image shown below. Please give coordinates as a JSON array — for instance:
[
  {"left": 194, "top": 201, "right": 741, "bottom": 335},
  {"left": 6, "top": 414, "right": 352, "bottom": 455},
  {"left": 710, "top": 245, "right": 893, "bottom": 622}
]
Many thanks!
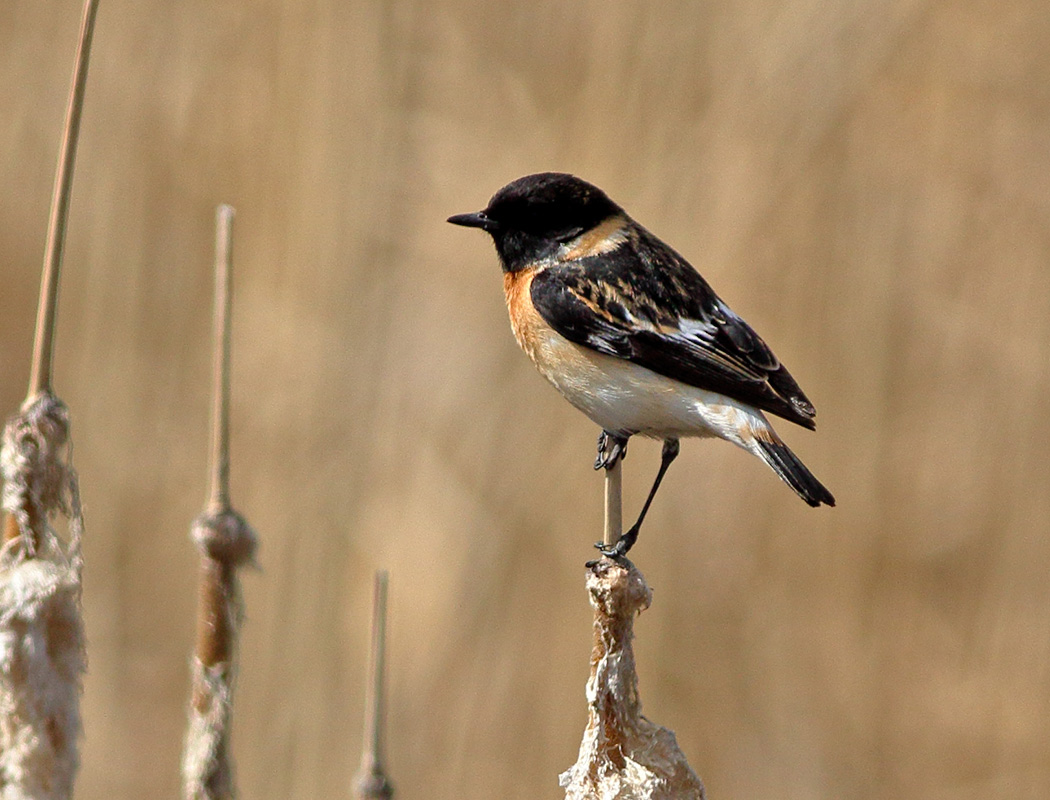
[
  {"left": 355, "top": 570, "right": 394, "bottom": 799},
  {"left": 27, "top": 0, "right": 100, "bottom": 401},
  {"left": 207, "top": 205, "right": 235, "bottom": 514}
]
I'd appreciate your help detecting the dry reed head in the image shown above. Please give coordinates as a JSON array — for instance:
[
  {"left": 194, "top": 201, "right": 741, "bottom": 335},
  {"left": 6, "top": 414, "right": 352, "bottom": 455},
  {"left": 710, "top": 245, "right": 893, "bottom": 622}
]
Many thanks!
[
  {"left": 182, "top": 507, "right": 255, "bottom": 800},
  {"left": 560, "top": 558, "right": 705, "bottom": 800},
  {"left": 1, "top": 394, "right": 78, "bottom": 561},
  {"left": 183, "top": 656, "right": 237, "bottom": 800},
  {"left": 181, "top": 489, "right": 257, "bottom": 800},
  {"left": 0, "top": 393, "right": 86, "bottom": 800}
]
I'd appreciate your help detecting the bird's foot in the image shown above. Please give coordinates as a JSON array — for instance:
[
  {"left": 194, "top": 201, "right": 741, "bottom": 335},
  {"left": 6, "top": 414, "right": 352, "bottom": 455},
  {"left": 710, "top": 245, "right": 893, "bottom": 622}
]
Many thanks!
[
  {"left": 589, "top": 523, "right": 640, "bottom": 563},
  {"left": 594, "top": 430, "right": 628, "bottom": 471}
]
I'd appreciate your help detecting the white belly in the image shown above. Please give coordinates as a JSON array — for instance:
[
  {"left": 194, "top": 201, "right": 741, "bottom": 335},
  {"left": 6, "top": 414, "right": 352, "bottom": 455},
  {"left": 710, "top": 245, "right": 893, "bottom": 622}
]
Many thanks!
[{"left": 528, "top": 322, "right": 763, "bottom": 447}]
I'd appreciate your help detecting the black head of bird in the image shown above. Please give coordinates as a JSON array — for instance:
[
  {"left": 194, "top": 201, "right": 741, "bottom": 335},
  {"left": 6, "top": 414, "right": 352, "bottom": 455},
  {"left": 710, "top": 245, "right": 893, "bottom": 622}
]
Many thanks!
[{"left": 447, "top": 172, "right": 623, "bottom": 272}]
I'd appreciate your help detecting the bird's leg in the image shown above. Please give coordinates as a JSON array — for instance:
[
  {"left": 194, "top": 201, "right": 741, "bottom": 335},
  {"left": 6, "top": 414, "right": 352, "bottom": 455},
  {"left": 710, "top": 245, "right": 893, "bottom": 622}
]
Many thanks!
[
  {"left": 594, "top": 430, "right": 628, "bottom": 471},
  {"left": 597, "top": 438, "right": 680, "bottom": 559}
]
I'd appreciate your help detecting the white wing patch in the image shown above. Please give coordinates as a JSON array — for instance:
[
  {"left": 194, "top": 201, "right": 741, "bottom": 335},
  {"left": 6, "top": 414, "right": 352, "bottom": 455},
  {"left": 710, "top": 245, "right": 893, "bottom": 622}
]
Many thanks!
[{"left": 674, "top": 316, "right": 719, "bottom": 343}]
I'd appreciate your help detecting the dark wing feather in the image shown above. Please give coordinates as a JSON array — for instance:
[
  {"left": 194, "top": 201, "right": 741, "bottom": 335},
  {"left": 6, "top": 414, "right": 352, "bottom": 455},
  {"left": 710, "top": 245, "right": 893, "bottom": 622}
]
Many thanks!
[{"left": 530, "top": 225, "right": 818, "bottom": 429}]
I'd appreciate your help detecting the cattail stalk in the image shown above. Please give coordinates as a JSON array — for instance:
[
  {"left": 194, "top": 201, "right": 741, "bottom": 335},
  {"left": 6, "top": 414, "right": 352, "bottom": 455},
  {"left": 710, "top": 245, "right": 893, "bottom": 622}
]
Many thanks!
[
  {"left": 560, "top": 558, "right": 706, "bottom": 799},
  {"left": 0, "top": 1, "right": 98, "bottom": 796},
  {"left": 182, "top": 206, "right": 258, "bottom": 800},
  {"left": 3, "top": 0, "right": 98, "bottom": 550},
  {"left": 354, "top": 570, "right": 395, "bottom": 799},
  {"left": 561, "top": 457, "right": 705, "bottom": 799}
]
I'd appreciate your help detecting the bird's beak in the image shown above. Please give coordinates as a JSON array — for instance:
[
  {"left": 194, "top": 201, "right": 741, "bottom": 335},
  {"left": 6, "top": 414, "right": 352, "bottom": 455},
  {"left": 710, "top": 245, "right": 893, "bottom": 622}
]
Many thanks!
[{"left": 447, "top": 210, "right": 499, "bottom": 232}]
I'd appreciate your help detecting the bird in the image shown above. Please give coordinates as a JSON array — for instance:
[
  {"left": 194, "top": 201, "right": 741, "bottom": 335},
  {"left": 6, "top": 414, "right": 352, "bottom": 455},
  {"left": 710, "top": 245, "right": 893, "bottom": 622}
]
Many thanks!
[{"left": 448, "top": 172, "right": 834, "bottom": 558}]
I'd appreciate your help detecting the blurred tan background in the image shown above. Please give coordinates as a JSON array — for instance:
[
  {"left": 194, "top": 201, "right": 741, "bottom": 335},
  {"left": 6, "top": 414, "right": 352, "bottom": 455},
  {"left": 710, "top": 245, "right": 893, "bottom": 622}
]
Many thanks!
[{"left": 2, "top": 1, "right": 1049, "bottom": 798}]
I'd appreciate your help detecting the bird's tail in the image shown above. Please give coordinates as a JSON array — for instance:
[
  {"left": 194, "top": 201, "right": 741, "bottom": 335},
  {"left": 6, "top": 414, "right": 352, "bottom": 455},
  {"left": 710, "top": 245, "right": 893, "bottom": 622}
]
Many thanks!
[{"left": 753, "top": 433, "right": 835, "bottom": 507}]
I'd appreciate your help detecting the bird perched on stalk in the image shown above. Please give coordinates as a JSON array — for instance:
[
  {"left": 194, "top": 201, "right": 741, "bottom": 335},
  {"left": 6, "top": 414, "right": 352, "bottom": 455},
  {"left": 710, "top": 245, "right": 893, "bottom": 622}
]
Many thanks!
[{"left": 449, "top": 172, "right": 834, "bottom": 559}]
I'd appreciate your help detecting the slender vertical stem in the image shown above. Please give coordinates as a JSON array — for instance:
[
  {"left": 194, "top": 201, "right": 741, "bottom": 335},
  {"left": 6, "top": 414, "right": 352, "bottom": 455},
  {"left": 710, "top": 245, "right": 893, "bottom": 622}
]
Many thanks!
[
  {"left": 183, "top": 206, "right": 255, "bottom": 800},
  {"left": 27, "top": 0, "right": 100, "bottom": 401},
  {"left": 355, "top": 570, "right": 393, "bottom": 799},
  {"left": 207, "top": 206, "right": 235, "bottom": 514},
  {"left": 364, "top": 571, "right": 388, "bottom": 767},
  {"left": 603, "top": 460, "right": 622, "bottom": 548}
]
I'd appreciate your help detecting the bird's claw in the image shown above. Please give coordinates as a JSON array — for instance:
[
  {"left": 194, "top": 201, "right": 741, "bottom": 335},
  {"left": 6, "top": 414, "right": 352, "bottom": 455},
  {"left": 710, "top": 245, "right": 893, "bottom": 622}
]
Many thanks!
[
  {"left": 590, "top": 523, "right": 640, "bottom": 562},
  {"left": 593, "top": 431, "right": 608, "bottom": 470},
  {"left": 585, "top": 548, "right": 626, "bottom": 568},
  {"left": 593, "top": 540, "right": 627, "bottom": 560},
  {"left": 594, "top": 430, "right": 627, "bottom": 471}
]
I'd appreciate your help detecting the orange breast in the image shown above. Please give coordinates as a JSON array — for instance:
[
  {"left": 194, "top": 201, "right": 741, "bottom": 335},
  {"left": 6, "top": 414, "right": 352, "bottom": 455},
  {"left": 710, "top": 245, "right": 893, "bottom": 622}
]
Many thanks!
[
  {"left": 502, "top": 265, "right": 612, "bottom": 405},
  {"left": 503, "top": 267, "right": 545, "bottom": 360}
]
